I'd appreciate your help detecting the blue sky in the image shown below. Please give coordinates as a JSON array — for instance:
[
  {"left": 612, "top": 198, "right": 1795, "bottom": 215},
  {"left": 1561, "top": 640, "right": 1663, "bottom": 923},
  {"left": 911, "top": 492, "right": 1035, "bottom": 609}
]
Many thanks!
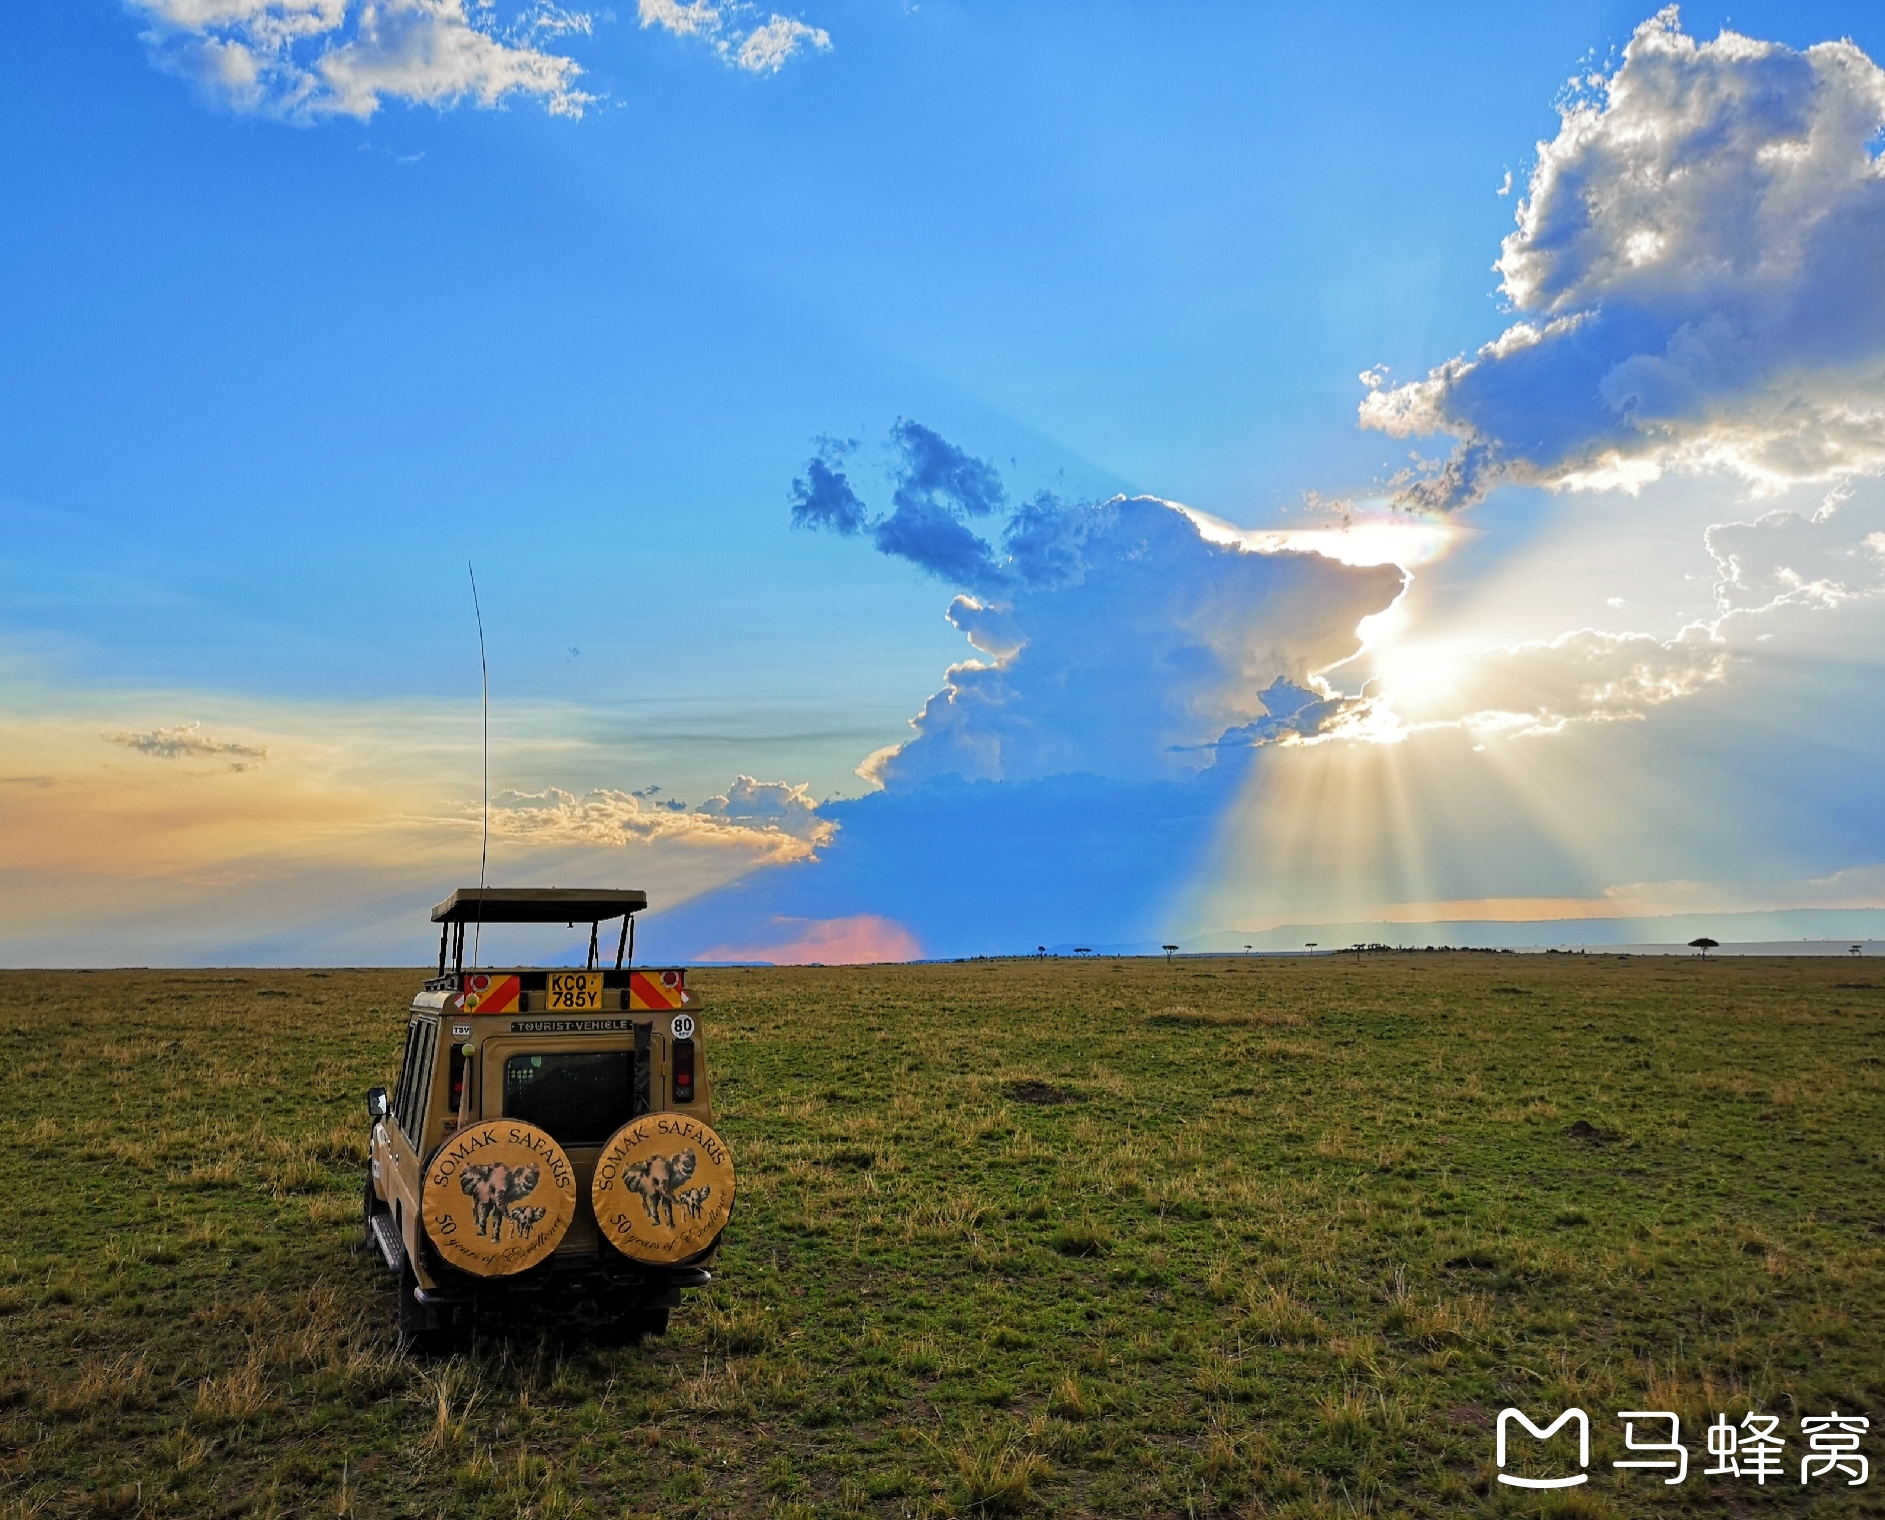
[{"left": 5, "top": 1, "right": 1885, "bottom": 963}]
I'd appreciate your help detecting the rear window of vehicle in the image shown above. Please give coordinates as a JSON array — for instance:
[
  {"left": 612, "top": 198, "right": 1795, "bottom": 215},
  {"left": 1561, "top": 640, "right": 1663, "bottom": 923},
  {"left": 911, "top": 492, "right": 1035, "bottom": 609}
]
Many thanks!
[{"left": 503, "top": 1051, "right": 633, "bottom": 1147}]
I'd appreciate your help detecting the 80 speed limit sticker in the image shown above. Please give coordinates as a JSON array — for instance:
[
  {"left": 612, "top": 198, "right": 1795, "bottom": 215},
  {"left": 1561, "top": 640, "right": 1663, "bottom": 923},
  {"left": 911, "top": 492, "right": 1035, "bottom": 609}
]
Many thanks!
[{"left": 671, "top": 1013, "right": 696, "bottom": 1040}]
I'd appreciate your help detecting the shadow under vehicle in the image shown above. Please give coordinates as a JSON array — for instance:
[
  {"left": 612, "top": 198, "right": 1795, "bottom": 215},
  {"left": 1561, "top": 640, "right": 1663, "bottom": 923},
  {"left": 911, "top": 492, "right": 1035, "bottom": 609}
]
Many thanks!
[{"left": 363, "top": 888, "right": 734, "bottom": 1351}]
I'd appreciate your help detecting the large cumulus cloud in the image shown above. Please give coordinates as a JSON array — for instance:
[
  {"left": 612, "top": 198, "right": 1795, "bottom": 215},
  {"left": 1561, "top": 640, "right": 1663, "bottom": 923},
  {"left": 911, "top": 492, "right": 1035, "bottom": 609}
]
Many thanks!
[
  {"left": 792, "top": 425, "right": 1406, "bottom": 787},
  {"left": 1363, "top": 8, "right": 1885, "bottom": 506}
]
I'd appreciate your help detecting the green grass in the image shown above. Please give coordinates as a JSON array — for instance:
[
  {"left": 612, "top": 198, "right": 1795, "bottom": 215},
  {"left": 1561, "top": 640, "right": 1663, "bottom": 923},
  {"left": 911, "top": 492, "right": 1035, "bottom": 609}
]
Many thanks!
[{"left": 1, "top": 954, "right": 1882, "bottom": 1517}]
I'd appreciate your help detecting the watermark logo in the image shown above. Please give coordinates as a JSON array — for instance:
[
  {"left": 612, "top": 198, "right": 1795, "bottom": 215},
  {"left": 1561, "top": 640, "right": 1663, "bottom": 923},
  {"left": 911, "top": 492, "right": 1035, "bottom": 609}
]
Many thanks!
[
  {"left": 1800, "top": 1414, "right": 1870, "bottom": 1486},
  {"left": 1496, "top": 1408, "right": 1588, "bottom": 1488},
  {"left": 1495, "top": 1409, "right": 1869, "bottom": 1489},
  {"left": 1616, "top": 1411, "right": 1686, "bottom": 1485},
  {"left": 1706, "top": 1413, "right": 1786, "bottom": 1483}
]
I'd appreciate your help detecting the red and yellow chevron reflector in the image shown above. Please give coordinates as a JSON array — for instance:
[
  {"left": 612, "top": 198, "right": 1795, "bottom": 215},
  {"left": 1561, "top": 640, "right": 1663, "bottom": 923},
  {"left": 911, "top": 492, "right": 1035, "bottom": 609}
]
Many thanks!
[
  {"left": 456, "top": 974, "right": 521, "bottom": 1015},
  {"left": 627, "top": 969, "right": 689, "bottom": 1010}
]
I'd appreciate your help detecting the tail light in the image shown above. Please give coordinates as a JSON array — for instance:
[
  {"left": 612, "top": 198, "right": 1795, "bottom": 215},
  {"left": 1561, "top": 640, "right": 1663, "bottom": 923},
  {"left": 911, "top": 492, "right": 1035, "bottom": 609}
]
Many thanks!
[{"left": 672, "top": 1039, "right": 695, "bottom": 1105}]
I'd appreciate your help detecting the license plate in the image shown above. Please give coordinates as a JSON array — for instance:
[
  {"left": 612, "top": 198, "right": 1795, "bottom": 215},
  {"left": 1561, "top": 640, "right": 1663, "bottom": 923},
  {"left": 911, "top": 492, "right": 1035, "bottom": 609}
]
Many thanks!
[{"left": 546, "top": 971, "right": 604, "bottom": 1011}]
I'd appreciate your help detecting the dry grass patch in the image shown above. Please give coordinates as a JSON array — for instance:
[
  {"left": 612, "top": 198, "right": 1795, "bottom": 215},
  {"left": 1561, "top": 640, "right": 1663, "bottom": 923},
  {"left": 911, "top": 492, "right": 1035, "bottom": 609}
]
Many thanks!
[{"left": 47, "top": 1355, "right": 153, "bottom": 1419}]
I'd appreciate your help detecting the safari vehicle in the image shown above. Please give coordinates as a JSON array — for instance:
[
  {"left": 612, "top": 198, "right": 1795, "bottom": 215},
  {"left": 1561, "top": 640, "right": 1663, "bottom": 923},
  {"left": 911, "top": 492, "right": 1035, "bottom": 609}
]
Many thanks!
[{"left": 363, "top": 888, "right": 734, "bottom": 1348}]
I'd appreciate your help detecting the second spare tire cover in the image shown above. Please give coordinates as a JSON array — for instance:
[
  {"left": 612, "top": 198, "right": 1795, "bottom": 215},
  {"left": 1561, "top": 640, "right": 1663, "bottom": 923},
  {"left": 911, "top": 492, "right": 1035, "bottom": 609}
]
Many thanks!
[
  {"left": 422, "top": 1119, "right": 576, "bottom": 1276},
  {"left": 593, "top": 1114, "right": 735, "bottom": 1265}
]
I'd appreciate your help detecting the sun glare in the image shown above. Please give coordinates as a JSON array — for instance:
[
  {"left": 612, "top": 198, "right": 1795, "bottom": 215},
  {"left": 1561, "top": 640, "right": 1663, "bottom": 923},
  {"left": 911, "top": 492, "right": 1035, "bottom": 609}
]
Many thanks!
[{"left": 1172, "top": 501, "right": 1461, "bottom": 568}]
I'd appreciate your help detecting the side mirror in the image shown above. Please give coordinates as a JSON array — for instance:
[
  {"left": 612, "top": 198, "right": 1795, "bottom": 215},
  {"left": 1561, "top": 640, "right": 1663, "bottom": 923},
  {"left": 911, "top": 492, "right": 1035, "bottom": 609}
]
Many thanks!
[{"left": 367, "top": 1085, "right": 389, "bottom": 1121}]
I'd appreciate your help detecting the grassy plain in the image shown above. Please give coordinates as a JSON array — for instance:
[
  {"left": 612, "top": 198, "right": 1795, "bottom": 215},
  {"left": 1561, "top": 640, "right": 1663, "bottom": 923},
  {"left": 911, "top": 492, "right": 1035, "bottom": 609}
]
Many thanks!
[{"left": 1, "top": 955, "right": 1882, "bottom": 1519}]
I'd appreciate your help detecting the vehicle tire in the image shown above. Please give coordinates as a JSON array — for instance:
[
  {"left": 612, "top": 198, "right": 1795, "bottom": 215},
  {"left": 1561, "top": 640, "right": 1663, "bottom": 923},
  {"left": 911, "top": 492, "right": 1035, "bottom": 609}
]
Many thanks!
[
  {"left": 592, "top": 1117, "right": 735, "bottom": 1267},
  {"left": 593, "top": 1305, "right": 670, "bottom": 1346},
  {"left": 423, "top": 1119, "right": 575, "bottom": 1277}
]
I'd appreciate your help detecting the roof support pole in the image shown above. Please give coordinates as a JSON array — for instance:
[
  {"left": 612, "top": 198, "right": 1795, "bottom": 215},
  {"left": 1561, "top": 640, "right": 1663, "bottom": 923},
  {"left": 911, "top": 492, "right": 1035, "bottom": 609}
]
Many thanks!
[
  {"left": 615, "top": 914, "right": 631, "bottom": 970},
  {"left": 587, "top": 920, "right": 600, "bottom": 970},
  {"left": 438, "top": 923, "right": 448, "bottom": 977}
]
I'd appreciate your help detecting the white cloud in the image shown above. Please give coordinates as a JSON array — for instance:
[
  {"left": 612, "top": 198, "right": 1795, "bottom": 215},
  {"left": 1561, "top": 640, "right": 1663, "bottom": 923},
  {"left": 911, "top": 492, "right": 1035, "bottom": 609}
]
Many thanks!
[
  {"left": 486, "top": 777, "right": 833, "bottom": 858},
  {"left": 319, "top": 1, "right": 592, "bottom": 116},
  {"left": 694, "top": 774, "right": 828, "bottom": 838},
  {"left": 1362, "top": 8, "right": 1885, "bottom": 506},
  {"left": 139, "top": 0, "right": 348, "bottom": 44},
  {"left": 527, "top": 4, "right": 592, "bottom": 38},
  {"left": 107, "top": 721, "right": 271, "bottom": 768},
  {"left": 637, "top": 0, "right": 829, "bottom": 73},
  {"left": 1389, "top": 627, "right": 1732, "bottom": 739},
  {"left": 859, "top": 495, "right": 1406, "bottom": 788},
  {"left": 1365, "top": 482, "right": 1885, "bottom": 740},
  {"left": 1708, "top": 491, "right": 1885, "bottom": 615},
  {"left": 735, "top": 16, "right": 827, "bottom": 73},
  {"left": 636, "top": 0, "right": 720, "bottom": 38},
  {"left": 787, "top": 427, "right": 1415, "bottom": 787},
  {"left": 130, "top": 0, "right": 594, "bottom": 119}
]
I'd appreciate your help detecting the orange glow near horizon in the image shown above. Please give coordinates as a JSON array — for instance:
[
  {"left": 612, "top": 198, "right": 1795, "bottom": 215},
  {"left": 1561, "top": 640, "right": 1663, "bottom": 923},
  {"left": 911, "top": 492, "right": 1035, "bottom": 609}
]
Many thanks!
[{"left": 696, "top": 914, "right": 922, "bottom": 965}]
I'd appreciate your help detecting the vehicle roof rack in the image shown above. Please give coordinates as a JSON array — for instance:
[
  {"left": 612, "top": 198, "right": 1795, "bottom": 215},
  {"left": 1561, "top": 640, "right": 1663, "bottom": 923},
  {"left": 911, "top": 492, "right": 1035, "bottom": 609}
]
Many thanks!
[
  {"left": 431, "top": 888, "right": 648, "bottom": 924},
  {"left": 429, "top": 888, "right": 651, "bottom": 976}
]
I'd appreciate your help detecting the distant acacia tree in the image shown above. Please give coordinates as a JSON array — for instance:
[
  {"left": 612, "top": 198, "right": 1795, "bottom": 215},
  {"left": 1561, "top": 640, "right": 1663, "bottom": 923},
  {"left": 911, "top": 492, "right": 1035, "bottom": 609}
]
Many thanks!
[
  {"left": 1162, "top": 944, "right": 1179, "bottom": 964},
  {"left": 1689, "top": 937, "right": 1719, "bottom": 958}
]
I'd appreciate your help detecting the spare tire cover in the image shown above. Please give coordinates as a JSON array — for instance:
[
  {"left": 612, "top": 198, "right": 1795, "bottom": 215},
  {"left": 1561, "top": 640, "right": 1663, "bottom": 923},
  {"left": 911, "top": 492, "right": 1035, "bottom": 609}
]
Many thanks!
[
  {"left": 593, "top": 1114, "right": 735, "bottom": 1265},
  {"left": 422, "top": 1120, "right": 576, "bottom": 1276}
]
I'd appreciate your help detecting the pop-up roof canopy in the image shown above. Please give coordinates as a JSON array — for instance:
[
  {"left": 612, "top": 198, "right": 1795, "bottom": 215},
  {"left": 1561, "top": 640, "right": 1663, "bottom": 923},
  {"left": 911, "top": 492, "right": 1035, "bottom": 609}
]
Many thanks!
[
  {"left": 429, "top": 888, "right": 651, "bottom": 975},
  {"left": 431, "top": 887, "right": 648, "bottom": 925}
]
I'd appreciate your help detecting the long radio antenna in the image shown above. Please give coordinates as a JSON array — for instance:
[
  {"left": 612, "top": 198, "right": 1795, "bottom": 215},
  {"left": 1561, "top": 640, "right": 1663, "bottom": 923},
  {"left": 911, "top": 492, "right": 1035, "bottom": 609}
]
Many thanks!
[{"left": 468, "top": 562, "right": 489, "bottom": 968}]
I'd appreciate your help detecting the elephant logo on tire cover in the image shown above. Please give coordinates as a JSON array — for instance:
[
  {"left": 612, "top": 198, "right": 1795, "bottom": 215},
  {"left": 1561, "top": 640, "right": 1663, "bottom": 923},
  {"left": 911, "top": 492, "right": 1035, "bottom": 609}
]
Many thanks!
[
  {"left": 592, "top": 1115, "right": 734, "bottom": 1265},
  {"left": 460, "top": 1162, "right": 542, "bottom": 1242},
  {"left": 623, "top": 1150, "right": 707, "bottom": 1228}
]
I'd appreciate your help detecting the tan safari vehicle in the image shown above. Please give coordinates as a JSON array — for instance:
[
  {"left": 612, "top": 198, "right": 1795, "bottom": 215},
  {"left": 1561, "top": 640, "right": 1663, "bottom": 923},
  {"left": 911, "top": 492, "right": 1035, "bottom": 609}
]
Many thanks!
[{"left": 363, "top": 888, "right": 734, "bottom": 1349}]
